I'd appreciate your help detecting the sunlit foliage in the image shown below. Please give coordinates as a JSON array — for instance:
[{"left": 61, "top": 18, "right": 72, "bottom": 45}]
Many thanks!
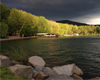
[{"left": 1, "top": 2, "right": 100, "bottom": 37}]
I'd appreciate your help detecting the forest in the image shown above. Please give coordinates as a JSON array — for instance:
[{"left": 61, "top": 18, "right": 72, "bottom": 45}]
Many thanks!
[{"left": 0, "top": 2, "right": 100, "bottom": 38}]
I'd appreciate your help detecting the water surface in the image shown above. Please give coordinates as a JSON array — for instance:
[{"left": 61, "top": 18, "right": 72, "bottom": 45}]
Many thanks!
[{"left": 1, "top": 36, "right": 100, "bottom": 79}]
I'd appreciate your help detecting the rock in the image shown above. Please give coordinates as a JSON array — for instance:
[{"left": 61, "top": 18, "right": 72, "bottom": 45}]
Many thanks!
[
  {"left": 71, "top": 74, "right": 83, "bottom": 80},
  {"left": 72, "top": 65, "right": 83, "bottom": 76},
  {"left": 27, "top": 72, "right": 34, "bottom": 79},
  {"left": 8, "top": 64, "right": 34, "bottom": 79},
  {"left": 52, "top": 64, "right": 74, "bottom": 76},
  {"left": 43, "top": 67, "right": 56, "bottom": 76},
  {"left": 34, "top": 71, "right": 39, "bottom": 79},
  {"left": 46, "top": 74, "right": 75, "bottom": 80},
  {"left": 10, "top": 60, "right": 23, "bottom": 66},
  {"left": 52, "top": 64, "right": 83, "bottom": 76},
  {"left": 0, "top": 55, "right": 10, "bottom": 67},
  {"left": 34, "top": 72, "right": 50, "bottom": 80},
  {"left": 31, "top": 79, "right": 35, "bottom": 80},
  {"left": 34, "top": 65, "right": 44, "bottom": 72},
  {"left": 28, "top": 56, "right": 46, "bottom": 67},
  {"left": 88, "top": 77, "right": 100, "bottom": 80}
]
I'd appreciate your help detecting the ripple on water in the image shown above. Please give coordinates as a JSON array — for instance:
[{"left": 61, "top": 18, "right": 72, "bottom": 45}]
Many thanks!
[{"left": 1, "top": 36, "right": 100, "bottom": 79}]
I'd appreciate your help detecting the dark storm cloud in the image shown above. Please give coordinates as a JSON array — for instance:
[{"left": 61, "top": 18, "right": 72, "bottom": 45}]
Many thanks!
[{"left": 2, "top": 0, "right": 100, "bottom": 24}]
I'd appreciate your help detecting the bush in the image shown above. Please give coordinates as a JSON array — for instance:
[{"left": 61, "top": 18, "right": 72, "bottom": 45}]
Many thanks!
[{"left": 1, "top": 46, "right": 31, "bottom": 64}]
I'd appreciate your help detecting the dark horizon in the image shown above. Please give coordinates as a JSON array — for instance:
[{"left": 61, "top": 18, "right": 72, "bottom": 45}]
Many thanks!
[
  {"left": 56, "top": 19, "right": 100, "bottom": 26},
  {"left": 2, "top": 0, "right": 100, "bottom": 25}
]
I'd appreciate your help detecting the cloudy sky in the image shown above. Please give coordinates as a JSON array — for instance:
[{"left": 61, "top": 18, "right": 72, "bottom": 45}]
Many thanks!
[{"left": 2, "top": 0, "right": 100, "bottom": 25}]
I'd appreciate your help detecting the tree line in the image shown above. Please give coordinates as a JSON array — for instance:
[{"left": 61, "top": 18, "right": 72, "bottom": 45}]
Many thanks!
[{"left": 0, "top": 2, "right": 100, "bottom": 38}]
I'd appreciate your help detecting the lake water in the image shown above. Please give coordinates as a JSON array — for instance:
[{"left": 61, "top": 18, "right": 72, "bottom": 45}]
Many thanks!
[{"left": 1, "top": 36, "right": 100, "bottom": 79}]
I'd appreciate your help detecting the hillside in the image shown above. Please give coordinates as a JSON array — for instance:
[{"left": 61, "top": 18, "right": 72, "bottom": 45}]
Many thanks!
[{"left": 56, "top": 20, "right": 88, "bottom": 26}]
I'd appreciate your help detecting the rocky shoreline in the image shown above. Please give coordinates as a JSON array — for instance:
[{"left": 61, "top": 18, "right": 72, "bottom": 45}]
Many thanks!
[{"left": 0, "top": 55, "right": 100, "bottom": 80}]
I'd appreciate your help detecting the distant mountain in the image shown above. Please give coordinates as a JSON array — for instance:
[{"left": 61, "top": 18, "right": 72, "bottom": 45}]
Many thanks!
[{"left": 56, "top": 20, "right": 88, "bottom": 26}]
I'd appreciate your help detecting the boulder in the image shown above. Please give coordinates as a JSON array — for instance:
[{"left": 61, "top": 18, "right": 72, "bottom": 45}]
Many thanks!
[
  {"left": 72, "top": 65, "right": 83, "bottom": 75},
  {"left": 46, "top": 74, "right": 75, "bottom": 80},
  {"left": 8, "top": 64, "right": 34, "bottom": 79},
  {"left": 0, "top": 55, "right": 10, "bottom": 67},
  {"left": 28, "top": 56, "right": 46, "bottom": 67},
  {"left": 27, "top": 72, "right": 34, "bottom": 79},
  {"left": 52, "top": 64, "right": 74, "bottom": 76},
  {"left": 88, "top": 77, "right": 100, "bottom": 80},
  {"left": 71, "top": 74, "right": 83, "bottom": 80},
  {"left": 34, "top": 65, "right": 44, "bottom": 72},
  {"left": 34, "top": 72, "right": 50, "bottom": 80},
  {"left": 31, "top": 79, "right": 35, "bottom": 80},
  {"left": 43, "top": 67, "right": 56, "bottom": 76},
  {"left": 52, "top": 64, "right": 83, "bottom": 76}
]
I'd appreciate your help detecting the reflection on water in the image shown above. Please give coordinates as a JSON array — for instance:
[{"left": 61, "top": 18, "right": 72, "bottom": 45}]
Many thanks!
[{"left": 1, "top": 36, "right": 100, "bottom": 79}]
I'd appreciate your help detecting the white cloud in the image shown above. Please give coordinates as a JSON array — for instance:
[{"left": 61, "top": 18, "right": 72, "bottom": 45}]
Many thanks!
[
  {"left": 87, "top": 18, "right": 100, "bottom": 25},
  {"left": 71, "top": 11, "right": 100, "bottom": 25}
]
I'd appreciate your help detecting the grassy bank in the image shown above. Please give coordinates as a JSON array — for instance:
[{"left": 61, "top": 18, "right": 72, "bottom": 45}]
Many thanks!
[
  {"left": 0, "top": 66, "right": 30, "bottom": 80},
  {"left": 0, "top": 47, "right": 32, "bottom": 79}
]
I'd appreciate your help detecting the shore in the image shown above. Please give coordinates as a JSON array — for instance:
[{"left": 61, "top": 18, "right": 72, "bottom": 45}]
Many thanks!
[
  {"left": 0, "top": 36, "right": 38, "bottom": 41},
  {"left": 1, "top": 35, "right": 100, "bottom": 41},
  {"left": 1, "top": 55, "right": 100, "bottom": 80}
]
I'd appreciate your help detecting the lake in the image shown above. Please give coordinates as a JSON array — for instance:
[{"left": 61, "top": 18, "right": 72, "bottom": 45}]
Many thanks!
[{"left": 1, "top": 36, "right": 100, "bottom": 79}]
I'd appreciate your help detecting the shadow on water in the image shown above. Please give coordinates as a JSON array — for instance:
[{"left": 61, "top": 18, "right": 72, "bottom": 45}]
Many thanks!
[{"left": 1, "top": 36, "right": 100, "bottom": 79}]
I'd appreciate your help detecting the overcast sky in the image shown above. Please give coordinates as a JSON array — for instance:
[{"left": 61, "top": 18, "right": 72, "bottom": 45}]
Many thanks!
[{"left": 2, "top": 0, "right": 100, "bottom": 25}]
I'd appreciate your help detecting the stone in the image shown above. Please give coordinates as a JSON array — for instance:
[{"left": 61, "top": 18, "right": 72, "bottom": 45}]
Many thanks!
[
  {"left": 43, "top": 67, "right": 56, "bottom": 76},
  {"left": 72, "top": 65, "right": 83, "bottom": 76},
  {"left": 52, "top": 64, "right": 83, "bottom": 76},
  {"left": 34, "top": 65, "right": 44, "bottom": 72},
  {"left": 0, "top": 55, "right": 10, "bottom": 67},
  {"left": 34, "top": 71, "right": 39, "bottom": 79},
  {"left": 71, "top": 74, "right": 83, "bottom": 80},
  {"left": 27, "top": 72, "right": 34, "bottom": 79},
  {"left": 8, "top": 64, "right": 34, "bottom": 79},
  {"left": 31, "top": 79, "right": 35, "bottom": 80},
  {"left": 52, "top": 64, "right": 74, "bottom": 76},
  {"left": 34, "top": 72, "right": 50, "bottom": 80},
  {"left": 88, "top": 77, "right": 100, "bottom": 80},
  {"left": 28, "top": 56, "right": 46, "bottom": 67},
  {"left": 46, "top": 74, "right": 75, "bottom": 80}
]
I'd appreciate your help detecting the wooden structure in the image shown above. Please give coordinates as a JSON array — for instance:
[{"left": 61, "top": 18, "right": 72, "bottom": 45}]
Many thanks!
[
  {"left": 36, "top": 33, "right": 59, "bottom": 38},
  {"left": 44, "top": 33, "right": 59, "bottom": 38},
  {"left": 36, "top": 33, "right": 48, "bottom": 37},
  {"left": 73, "top": 33, "right": 79, "bottom": 36}
]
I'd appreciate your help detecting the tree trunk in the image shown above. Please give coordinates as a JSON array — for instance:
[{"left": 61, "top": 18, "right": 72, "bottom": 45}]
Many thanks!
[{"left": 19, "top": 22, "right": 25, "bottom": 36}]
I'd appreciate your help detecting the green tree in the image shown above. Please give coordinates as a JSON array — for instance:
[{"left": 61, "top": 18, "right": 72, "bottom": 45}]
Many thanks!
[
  {"left": 75, "top": 29, "right": 81, "bottom": 33},
  {"left": 8, "top": 8, "right": 38, "bottom": 35},
  {"left": 0, "top": 22, "right": 8, "bottom": 38},
  {"left": 21, "top": 25, "right": 38, "bottom": 36},
  {"left": 84, "top": 29, "right": 88, "bottom": 35},
  {"left": 38, "top": 16, "right": 51, "bottom": 33},
  {"left": 0, "top": 2, "right": 10, "bottom": 23},
  {"left": 72, "top": 25, "right": 78, "bottom": 33},
  {"left": 78, "top": 26, "right": 86, "bottom": 35},
  {"left": 67, "top": 25, "right": 73, "bottom": 34},
  {"left": 95, "top": 26, "right": 100, "bottom": 33}
]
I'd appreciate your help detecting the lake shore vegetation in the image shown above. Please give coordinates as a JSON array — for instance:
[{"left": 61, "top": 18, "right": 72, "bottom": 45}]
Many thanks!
[
  {"left": 0, "top": 2, "right": 100, "bottom": 38},
  {"left": 1, "top": 46, "right": 32, "bottom": 64}
]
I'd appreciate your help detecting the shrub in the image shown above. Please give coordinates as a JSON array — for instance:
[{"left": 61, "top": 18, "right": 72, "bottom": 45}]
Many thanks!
[{"left": 1, "top": 46, "right": 31, "bottom": 64}]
